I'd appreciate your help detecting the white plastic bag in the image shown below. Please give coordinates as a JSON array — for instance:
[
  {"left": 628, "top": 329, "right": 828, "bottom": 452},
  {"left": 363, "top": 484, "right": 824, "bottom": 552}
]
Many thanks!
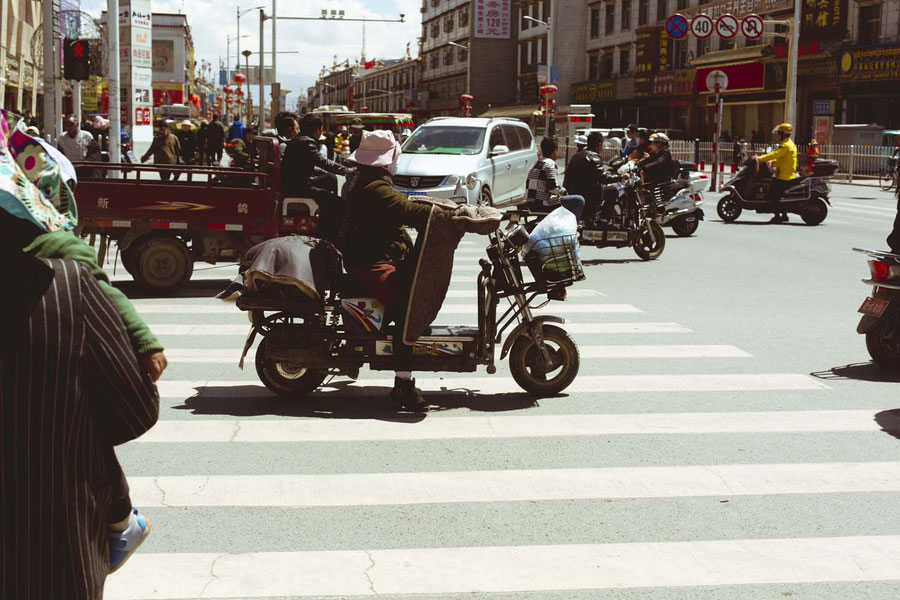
[{"left": 524, "top": 206, "right": 580, "bottom": 278}]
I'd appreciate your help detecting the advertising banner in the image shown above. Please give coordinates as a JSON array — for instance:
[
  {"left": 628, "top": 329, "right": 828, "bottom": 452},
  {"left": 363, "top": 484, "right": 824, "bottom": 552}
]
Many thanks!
[
  {"left": 571, "top": 81, "right": 615, "bottom": 103},
  {"left": 682, "top": 0, "right": 791, "bottom": 19},
  {"left": 696, "top": 62, "right": 764, "bottom": 93},
  {"left": 121, "top": 0, "right": 153, "bottom": 145},
  {"left": 838, "top": 44, "right": 900, "bottom": 82},
  {"left": 474, "top": 0, "right": 511, "bottom": 39},
  {"left": 635, "top": 27, "right": 662, "bottom": 75}
]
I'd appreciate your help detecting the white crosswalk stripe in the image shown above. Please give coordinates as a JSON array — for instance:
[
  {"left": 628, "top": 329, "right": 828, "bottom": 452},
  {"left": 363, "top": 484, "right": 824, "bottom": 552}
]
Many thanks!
[
  {"left": 98, "top": 231, "right": 900, "bottom": 599},
  {"left": 107, "top": 536, "right": 900, "bottom": 599}
]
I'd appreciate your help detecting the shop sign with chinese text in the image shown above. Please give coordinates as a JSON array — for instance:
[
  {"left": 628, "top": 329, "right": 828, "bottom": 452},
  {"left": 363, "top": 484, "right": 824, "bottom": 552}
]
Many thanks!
[
  {"left": 800, "top": 0, "right": 847, "bottom": 41},
  {"left": 838, "top": 44, "right": 900, "bottom": 82},
  {"left": 682, "top": 0, "right": 791, "bottom": 19},
  {"left": 474, "top": 0, "right": 511, "bottom": 39},
  {"left": 571, "top": 81, "right": 615, "bottom": 102},
  {"left": 635, "top": 27, "right": 662, "bottom": 75}
]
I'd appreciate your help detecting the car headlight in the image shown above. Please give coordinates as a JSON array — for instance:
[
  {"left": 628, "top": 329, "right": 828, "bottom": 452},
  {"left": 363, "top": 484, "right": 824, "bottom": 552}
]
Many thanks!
[
  {"left": 444, "top": 175, "right": 460, "bottom": 186},
  {"left": 466, "top": 172, "right": 479, "bottom": 190}
]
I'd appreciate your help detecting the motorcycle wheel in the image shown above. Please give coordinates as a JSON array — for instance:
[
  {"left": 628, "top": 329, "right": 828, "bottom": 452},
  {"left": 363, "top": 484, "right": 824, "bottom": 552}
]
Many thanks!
[
  {"left": 672, "top": 216, "right": 699, "bottom": 237},
  {"left": 717, "top": 194, "right": 743, "bottom": 222},
  {"left": 509, "top": 324, "right": 580, "bottom": 396},
  {"left": 879, "top": 167, "right": 896, "bottom": 191},
  {"left": 800, "top": 197, "right": 828, "bottom": 226},
  {"left": 633, "top": 220, "right": 665, "bottom": 261},
  {"left": 865, "top": 308, "right": 900, "bottom": 369},
  {"left": 255, "top": 337, "right": 327, "bottom": 397}
]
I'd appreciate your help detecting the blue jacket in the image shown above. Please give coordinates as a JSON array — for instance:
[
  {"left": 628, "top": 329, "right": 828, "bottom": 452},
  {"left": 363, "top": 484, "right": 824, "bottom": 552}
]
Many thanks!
[{"left": 227, "top": 120, "right": 245, "bottom": 141}]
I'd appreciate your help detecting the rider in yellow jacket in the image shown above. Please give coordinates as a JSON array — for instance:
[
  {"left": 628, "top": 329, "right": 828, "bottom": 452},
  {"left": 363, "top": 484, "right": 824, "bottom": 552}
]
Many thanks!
[{"left": 757, "top": 123, "right": 797, "bottom": 223}]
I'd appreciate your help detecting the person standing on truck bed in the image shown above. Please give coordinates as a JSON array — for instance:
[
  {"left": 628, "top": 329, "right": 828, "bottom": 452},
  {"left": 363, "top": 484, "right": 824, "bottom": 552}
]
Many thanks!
[
  {"left": 177, "top": 120, "right": 197, "bottom": 166},
  {"left": 196, "top": 120, "right": 209, "bottom": 165},
  {"left": 228, "top": 115, "right": 245, "bottom": 142},
  {"left": 141, "top": 121, "right": 181, "bottom": 181},
  {"left": 207, "top": 116, "right": 226, "bottom": 165}
]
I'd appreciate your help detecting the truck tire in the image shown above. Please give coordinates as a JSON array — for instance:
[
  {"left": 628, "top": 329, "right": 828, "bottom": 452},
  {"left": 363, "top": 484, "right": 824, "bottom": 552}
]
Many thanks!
[{"left": 133, "top": 236, "right": 193, "bottom": 293}]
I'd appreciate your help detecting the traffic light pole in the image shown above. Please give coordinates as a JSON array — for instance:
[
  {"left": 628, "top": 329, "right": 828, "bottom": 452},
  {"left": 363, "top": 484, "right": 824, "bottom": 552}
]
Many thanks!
[
  {"left": 42, "top": 0, "right": 60, "bottom": 141},
  {"left": 73, "top": 81, "right": 82, "bottom": 124}
]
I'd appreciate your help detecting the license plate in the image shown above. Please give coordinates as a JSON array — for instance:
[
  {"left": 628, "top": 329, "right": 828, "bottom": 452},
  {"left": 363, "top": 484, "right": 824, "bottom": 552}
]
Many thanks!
[
  {"left": 398, "top": 189, "right": 428, "bottom": 196},
  {"left": 606, "top": 231, "right": 628, "bottom": 241},
  {"left": 859, "top": 297, "right": 889, "bottom": 318}
]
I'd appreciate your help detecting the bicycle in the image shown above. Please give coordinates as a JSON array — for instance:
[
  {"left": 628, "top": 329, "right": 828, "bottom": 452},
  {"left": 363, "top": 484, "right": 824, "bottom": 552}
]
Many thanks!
[{"left": 880, "top": 156, "right": 899, "bottom": 191}]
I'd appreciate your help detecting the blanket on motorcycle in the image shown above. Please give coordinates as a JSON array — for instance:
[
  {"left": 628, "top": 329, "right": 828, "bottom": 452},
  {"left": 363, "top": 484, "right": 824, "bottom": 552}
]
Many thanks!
[
  {"left": 401, "top": 198, "right": 502, "bottom": 345},
  {"left": 219, "top": 235, "right": 340, "bottom": 303}
]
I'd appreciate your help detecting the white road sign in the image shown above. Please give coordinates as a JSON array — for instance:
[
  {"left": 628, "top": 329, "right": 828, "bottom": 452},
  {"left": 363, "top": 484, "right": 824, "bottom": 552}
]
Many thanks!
[
  {"left": 705, "top": 69, "right": 729, "bottom": 93},
  {"left": 691, "top": 14, "right": 713, "bottom": 39},
  {"left": 715, "top": 14, "right": 739, "bottom": 39},
  {"left": 741, "top": 14, "right": 764, "bottom": 39}
]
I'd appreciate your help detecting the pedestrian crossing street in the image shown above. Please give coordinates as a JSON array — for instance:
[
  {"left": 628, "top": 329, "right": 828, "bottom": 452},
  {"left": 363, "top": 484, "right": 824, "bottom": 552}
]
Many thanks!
[{"left": 104, "top": 237, "right": 900, "bottom": 599}]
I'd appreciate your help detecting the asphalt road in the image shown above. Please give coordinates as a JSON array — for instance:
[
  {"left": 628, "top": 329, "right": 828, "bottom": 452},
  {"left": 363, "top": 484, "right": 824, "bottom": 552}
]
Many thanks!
[{"left": 103, "top": 183, "right": 900, "bottom": 600}]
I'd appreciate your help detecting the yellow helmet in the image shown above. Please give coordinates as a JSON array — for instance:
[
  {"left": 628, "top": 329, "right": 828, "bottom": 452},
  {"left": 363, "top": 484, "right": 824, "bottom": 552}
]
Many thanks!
[{"left": 773, "top": 123, "right": 793, "bottom": 135}]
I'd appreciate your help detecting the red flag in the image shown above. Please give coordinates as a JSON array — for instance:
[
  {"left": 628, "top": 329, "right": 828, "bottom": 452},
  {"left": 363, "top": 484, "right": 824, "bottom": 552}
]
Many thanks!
[{"left": 364, "top": 60, "right": 376, "bottom": 70}]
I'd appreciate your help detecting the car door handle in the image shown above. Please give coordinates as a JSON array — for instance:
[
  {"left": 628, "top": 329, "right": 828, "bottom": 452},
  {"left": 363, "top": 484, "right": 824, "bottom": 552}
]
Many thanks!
[{"left": 507, "top": 164, "right": 512, "bottom": 170}]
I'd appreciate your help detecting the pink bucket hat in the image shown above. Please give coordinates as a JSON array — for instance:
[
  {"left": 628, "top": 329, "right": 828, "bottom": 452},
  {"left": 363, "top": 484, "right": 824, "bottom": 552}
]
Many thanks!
[{"left": 348, "top": 129, "right": 400, "bottom": 167}]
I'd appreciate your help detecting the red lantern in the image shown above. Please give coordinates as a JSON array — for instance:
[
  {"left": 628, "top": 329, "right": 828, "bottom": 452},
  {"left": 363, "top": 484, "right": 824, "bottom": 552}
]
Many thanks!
[
  {"left": 233, "top": 72, "right": 247, "bottom": 84},
  {"left": 460, "top": 93, "right": 473, "bottom": 103},
  {"left": 223, "top": 86, "right": 234, "bottom": 95},
  {"left": 235, "top": 99, "right": 243, "bottom": 105},
  {"left": 234, "top": 87, "right": 244, "bottom": 97}
]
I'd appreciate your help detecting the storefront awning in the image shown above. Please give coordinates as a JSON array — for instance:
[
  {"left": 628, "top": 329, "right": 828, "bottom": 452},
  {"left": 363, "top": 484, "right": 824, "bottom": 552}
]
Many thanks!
[
  {"left": 479, "top": 104, "right": 541, "bottom": 119},
  {"left": 690, "top": 46, "right": 766, "bottom": 68}
]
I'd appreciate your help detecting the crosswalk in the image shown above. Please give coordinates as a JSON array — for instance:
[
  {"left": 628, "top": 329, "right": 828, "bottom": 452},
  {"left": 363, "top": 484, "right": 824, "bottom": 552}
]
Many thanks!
[{"left": 104, "top": 234, "right": 900, "bottom": 599}]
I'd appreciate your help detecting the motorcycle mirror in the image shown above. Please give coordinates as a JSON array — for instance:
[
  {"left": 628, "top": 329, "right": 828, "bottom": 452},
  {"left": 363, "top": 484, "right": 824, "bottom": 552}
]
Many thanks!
[{"left": 765, "top": 146, "right": 773, "bottom": 153}]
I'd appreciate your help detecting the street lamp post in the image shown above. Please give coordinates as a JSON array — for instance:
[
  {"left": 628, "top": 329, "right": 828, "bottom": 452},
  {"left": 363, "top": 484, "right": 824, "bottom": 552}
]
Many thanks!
[
  {"left": 237, "top": 5, "right": 265, "bottom": 85},
  {"left": 242, "top": 49, "right": 253, "bottom": 119},
  {"left": 226, "top": 34, "right": 248, "bottom": 89},
  {"left": 448, "top": 41, "right": 470, "bottom": 97},
  {"left": 524, "top": 14, "right": 553, "bottom": 135}
]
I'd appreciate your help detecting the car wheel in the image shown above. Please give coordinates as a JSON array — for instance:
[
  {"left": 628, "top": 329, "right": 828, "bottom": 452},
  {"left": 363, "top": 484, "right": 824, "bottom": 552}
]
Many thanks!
[{"left": 480, "top": 186, "right": 493, "bottom": 207}]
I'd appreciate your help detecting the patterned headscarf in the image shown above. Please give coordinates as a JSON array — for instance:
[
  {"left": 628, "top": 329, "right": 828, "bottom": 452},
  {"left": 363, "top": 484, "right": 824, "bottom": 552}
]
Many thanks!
[{"left": 0, "top": 109, "right": 78, "bottom": 232}]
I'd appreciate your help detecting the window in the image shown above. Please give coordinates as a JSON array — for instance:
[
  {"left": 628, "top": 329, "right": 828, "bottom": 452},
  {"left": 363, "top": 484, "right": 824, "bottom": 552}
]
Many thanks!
[
  {"left": 619, "top": 47, "right": 630, "bottom": 74},
  {"left": 859, "top": 4, "right": 881, "bottom": 45},
  {"left": 444, "top": 15, "right": 454, "bottom": 33},
  {"left": 601, "top": 52, "right": 613, "bottom": 77},
  {"left": 622, "top": 0, "right": 632, "bottom": 30},
  {"left": 589, "top": 53, "right": 600, "bottom": 80},
  {"left": 638, "top": 0, "right": 649, "bottom": 26},
  {"left": 672, "top": 38, "right": 687, "bottom": 69},
  {"left": 538, "top": 37, "right": 546, "bottom": 63},
  {"left": 676, "top": 0, "right": 687, "bottom": 10},
  {"left": 605, "top": 2, "right": 614, "bottom": 34},
  {"left": 530, "top": 40, "right": 537, "bottom": 65},
  {"left": 697, "top": 35, "right": 709, "bottom": 57},
  {"left": 459, "top": 8, "right": 469, "bottom": 28},
  {"left": 431, "top": 22, "right": 439, "bottom": 38},
  {"left": 501, "top": 125, "right": 524, "bottom": 151},
  {"left": 519, "top": 42, "right": 529, "bottom": 71},
  {"left": 489, "top": 127, "right": 506, "bottom": 151},
  {"left": 656, "top": 0, "right": 667, "bottom": 21},
  {"left": 516, "top": 127, "right": 534, "bottom": 151},
  {"left": 458, "top": 45, "right": 466, "bottom": 61},
  {"left": 430, "top": 52, "right": 439, "bottom": 69},
  {"left": 444, "top": 48, "right": 453, "bottom": 66},
  {"left": 590, "top": 8, "right": 600, "bottom": 38}
]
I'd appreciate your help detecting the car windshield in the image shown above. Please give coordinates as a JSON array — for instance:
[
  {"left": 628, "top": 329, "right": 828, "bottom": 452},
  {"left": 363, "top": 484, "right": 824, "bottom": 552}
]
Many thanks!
[{"left": 401, "top": 126, "right": 486, "bottom": 155}]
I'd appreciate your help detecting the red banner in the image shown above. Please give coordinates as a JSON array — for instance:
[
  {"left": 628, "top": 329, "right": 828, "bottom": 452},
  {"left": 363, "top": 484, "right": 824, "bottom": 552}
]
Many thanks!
[{"left": 695, "top": 62, "right": 764, "bottom": 93}]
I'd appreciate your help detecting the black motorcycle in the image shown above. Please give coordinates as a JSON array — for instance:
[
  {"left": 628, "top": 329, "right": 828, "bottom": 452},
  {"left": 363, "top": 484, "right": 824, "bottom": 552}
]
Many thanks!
[
  {"left": 233, "top": 223, "right": 584, "bottom": 398},
  {"left": 717, "top": 157, "right": 836, "bottom": 225},
  {"left": 513, "top": 177, "right": 665, "bottom": 261},
  {"left": 855, "top": 247, "right": 900, "bottom": 369}
]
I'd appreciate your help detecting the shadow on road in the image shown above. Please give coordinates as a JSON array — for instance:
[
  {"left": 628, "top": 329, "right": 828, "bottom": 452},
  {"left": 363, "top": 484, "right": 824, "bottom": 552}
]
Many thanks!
[
  {"left": 114, "top": 278, "right": 234, "bottom": 299},
  {"left": 173, "top": 383, "right": 544, "bottom": 421},
  {"left": 582, "top": 258, "right": 645, "bottom": 266},
  {"left": 715, "top": 219, "right": 815, "bottom": 227},
  {"left": 875, "top": 410, "right": 900, "bottom": 440},
  {"left": 810, "top": 362, "right": 900, "bottom": 383}
]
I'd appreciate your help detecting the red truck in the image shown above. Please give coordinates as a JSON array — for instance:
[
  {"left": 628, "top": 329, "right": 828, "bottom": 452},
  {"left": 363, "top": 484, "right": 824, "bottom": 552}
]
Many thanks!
[{"left": 74, "top": 137, "right": 319, "bottom": 292}]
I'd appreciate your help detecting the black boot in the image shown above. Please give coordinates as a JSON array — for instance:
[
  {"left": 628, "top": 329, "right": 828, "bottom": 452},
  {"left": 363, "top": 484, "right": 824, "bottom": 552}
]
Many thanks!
[{"left": 390, "top": 377, "right": 428, "bottom": 412}]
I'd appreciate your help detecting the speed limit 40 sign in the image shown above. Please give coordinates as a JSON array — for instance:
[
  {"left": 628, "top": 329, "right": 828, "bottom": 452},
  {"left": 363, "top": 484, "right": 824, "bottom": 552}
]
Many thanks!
[{"left": 691, "top": 14, "right": 713, "bottom": 39}]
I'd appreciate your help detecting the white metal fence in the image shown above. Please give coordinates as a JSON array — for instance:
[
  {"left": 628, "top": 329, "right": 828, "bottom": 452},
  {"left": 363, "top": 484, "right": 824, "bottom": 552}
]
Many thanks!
[{"left": 556, "top": 139, "right": 895, "bottom": 183}]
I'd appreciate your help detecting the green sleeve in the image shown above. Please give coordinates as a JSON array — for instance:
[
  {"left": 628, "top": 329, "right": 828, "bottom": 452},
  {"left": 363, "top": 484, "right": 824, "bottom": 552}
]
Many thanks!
[
  {"left": 24, "top": 231, "right": 164, "bottom": 355},
  {"left": 371, "top": 181, "right": 432, "bottom": 230}
]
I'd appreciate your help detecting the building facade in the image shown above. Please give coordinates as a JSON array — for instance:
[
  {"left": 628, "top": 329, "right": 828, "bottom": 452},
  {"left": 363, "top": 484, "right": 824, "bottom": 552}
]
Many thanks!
[
  {"left": 1, "top": 0, "right": 42, "bottom": 116},
  {"left": 572, "top": 0, "right": 900, "bottom": 143},
  {"left": 151, "top": 13, "right": 194, "bottom": 108},
  {"left": 418, "top": 0, "right": 518, "bottom": 118},
  {"left": 309, "top": 64, "right": 355, "bottom": 108},
  {"left": 354, "top": 58, "right": 420, "bottom": 114}
]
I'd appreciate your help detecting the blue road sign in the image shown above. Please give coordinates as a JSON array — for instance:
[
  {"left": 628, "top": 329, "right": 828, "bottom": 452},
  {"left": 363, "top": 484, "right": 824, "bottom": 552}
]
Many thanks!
[{"left": 666, "top": 14, "right": 689, "bottom": 39}]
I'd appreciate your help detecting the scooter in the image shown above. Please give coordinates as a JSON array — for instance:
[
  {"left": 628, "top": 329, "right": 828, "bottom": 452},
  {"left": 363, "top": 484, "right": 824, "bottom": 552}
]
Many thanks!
[
  {"left": 855, "top": 247, "right": 900, "bottom": 369},
  {"left": 628, "top": 160, "right": 708, "bottom": 238},
  {"left": 232, "top": 217, "right": 584, "bottom": 398},
  {"left": 717, "top": 156, "right": 836, "bottom": 225}
]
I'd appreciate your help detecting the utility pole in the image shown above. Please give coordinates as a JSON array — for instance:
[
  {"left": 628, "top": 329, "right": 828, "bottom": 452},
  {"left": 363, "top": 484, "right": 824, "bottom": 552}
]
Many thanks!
[
  {"left": 42, "top": 0, "right": 60, "bottom": 141},
  {"left": 107, "top": 0, "right": 121, "bottom": 166},
  {"left": 784, "top": 5, "right": 800, "bottom": 126},
  {"left": 258, "top": 8, "right": 265, "bottom": 127},
  {"left": 271, "top": 0, "right": 277, "bottom": 117}
]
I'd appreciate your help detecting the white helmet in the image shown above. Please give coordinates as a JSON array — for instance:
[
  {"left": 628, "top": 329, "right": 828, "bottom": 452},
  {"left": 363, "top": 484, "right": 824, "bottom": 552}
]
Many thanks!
[
  {"left": 574, "top": 134, "right": 588, "bottom": 147},
  {"left": 649, "top": 132, "right": 670, "bottom": 144}
]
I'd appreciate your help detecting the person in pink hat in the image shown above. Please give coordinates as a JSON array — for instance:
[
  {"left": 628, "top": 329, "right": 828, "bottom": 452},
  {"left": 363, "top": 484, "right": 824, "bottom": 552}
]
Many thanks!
[{"left": 343, "top": 129, "right": 433, "bottom": 411}]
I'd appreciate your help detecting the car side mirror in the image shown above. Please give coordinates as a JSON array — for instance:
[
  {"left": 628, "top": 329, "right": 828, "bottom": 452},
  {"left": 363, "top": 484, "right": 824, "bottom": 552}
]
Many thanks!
[{"left": 490, "top": 145, "right": 510, "bottom": 156}]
